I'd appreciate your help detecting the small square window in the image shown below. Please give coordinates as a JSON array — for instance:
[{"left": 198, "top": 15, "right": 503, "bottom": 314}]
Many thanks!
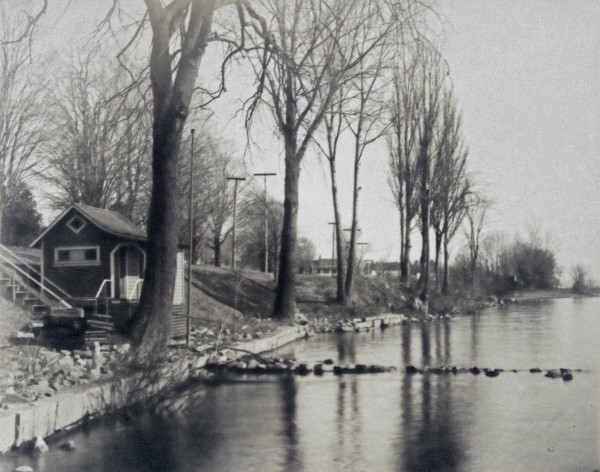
[{"left": 67, "top": 216, "right": 86, "bottom": 234}]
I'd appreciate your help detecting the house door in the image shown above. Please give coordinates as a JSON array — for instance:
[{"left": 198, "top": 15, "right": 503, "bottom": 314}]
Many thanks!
[{"left": 113, "top": 245, "right": 145, "bottom": 300}]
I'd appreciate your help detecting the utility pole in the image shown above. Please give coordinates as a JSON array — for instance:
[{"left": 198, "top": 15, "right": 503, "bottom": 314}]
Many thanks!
[
  {"left": 253, "top": 172, "right": 276, "bottom": 274},
  {"left": 328, "top": 222, "right": 336, "bottom": 277},
  {"left": 186, "top": 129, "right": 195, "bottom": 348},
  {"left": 227, "top": 176, "right": 246, "bottom": 269}
]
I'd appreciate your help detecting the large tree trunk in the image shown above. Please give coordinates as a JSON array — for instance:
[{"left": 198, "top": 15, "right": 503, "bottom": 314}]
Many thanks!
[
  {"left": 345, "top": 154, "right": 360, "bottom": 300},
  {"left": 129, "top": 1, "right": 218, "bottom": 357},
  {"left": 329, "top": 159, "right": 346, "bottom": 303},
  {"left": 130, "top": 112, "right": 184, "bottom": 356},
  {"left": 417, "top": 138, "right": 431, "bottom": 305},
  {"left": 434, "top": 230, "right": 442, "bottom": 292},
  {"left": 442, "top": 231, "right": 450, "bottom": 295},
  {"left": 398, "top": 202, "right": 405, "bottom": 280},
  {"left": 273, "top": 136, "right": 300, "bottom": 321},
  {"left": 345, "top": 184, "right": 359, "bottom": 300},
  {"left": 400, "top": 163, "right": 413, "bottom": 284}
]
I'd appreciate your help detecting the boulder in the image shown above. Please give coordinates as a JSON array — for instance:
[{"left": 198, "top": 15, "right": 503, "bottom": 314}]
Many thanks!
[
  {"left": 469, "top": 367, "right": 481, "bottom": 375},
  {"left": 296, "top": 363, "right": 312, "bottom": 375},
  {"left": 60, "top": 440, "right": 76, "bottom": 451},
  {"left": 562, "top": 373, "right": 573, "bottom": 381},
  {"left": 13, "top": 466, "right": 34, "bottom": 472},
  {"left": 485, "top": 369, "right": 500, "bottom": 377},
  {"left": 545, "top": 369, "right": 561, "bottom": 379},
  {"left": 529, "top": 368, "right": 542, "bottom": 373},
  {"left": 33, "top": 436, "right": 49, "bottom": 454}
]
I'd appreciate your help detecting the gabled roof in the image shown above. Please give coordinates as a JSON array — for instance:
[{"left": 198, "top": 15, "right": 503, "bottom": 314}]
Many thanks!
[{"left": 30, "top": 203, "right": 147, "bottom": 248}]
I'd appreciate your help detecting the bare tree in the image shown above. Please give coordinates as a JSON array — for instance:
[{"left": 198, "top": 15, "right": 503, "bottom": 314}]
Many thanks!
[
  {"left": 344, "top": 54, "right": 390, "bottom": 301},
  {"left": 43, "top": 48, "right": 151, "bottom": 218},
  {"left": 430, "top": 89, "right": 470, "bottom": 294},
  {"left": 415, "top": 44, "right": 445, "bottom": 305},
  {"left": 387, "top": 54, "right": 421, "bottom": 285},
  {"left": 205, "top": 151, "right": 247, "bottom": 267},
  {"left": 244, "top": 0, "right": 421, "bottom": 320},
  {"left": 239, "top": 194, "right": 283, "bottom": 277},
  {"left": 0, "top": 8, "right": 47, "bottom": 241},
  {"left": 314, "top": 90, "right": 348, "bottom": 303},
  {"left": 464, "top": 192, "right": 491, "bottom": 292},
  {"left": 118, "top": 0, "right": 243, "bottom": 356}
]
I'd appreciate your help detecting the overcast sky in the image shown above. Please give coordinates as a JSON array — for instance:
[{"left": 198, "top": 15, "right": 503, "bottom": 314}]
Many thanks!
[
  {"left": 257, "top": 0, "right": 599, "bottom": 283},
  {"left": 38, "top": 1, "right": 600, "bottom": 283}
]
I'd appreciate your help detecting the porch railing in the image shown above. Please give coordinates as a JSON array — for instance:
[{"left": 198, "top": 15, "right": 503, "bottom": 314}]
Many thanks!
[
  {"left": 128, "top": 278, "right": 143, "bottom": 300},
  {"left": 95, "top": 279, "right": 112, "bottom": 298},
  {"left": 0, "top": 243, "right": 72, "bottom": 308}
]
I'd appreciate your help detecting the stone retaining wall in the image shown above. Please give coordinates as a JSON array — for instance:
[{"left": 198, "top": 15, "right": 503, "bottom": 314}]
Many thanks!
[{"left": 0, "top": 325, "right": 306, "bottom": 453}]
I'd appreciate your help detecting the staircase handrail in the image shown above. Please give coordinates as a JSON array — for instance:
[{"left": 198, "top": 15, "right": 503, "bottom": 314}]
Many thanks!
[
  {"left": 0, "top": 246, "right": 72, "bottom": 308},
  {"left": 0, "top": 244, "right": 73, "bottom": 301},
  {"left": 95, "top": 279, "right": 112, "bottom": 298},
  {"left": 128, "top": 278, "right": 143, "bottom": 300}
]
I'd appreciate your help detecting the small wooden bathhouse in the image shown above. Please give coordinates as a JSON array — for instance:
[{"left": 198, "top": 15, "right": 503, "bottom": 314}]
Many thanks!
[{"left": 28, "top": 203, "right": 185, "bottom": 337}]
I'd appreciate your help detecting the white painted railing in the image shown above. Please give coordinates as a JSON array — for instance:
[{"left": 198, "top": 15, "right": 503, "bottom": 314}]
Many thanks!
[
  {"left": 95, "top": 279, "right": 112, "bottom": 298},
  {"left": 0, "top": 244, "right": 72, "bottom": 308}
]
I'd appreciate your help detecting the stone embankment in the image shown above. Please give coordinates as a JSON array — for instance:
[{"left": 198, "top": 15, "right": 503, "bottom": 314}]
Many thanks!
[
  {"left": 0, "top": 324, "right": 309, "bottom": 454},
  {"left": 0, "top": 312, "right": 447, "bottom": 454}
]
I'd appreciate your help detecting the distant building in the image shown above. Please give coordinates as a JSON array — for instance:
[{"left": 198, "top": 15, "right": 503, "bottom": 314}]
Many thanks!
[{"left": 311, "top": 257, "right": 337, "bottom": 275}]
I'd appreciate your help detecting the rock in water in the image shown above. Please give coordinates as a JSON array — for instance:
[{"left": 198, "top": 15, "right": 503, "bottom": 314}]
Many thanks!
[
  {"left": 60, "top": 440, "right": 76, "bottom": 451},
  {"left": 485, "top": 370, "right": 500, "bottom": 377},
  {"left": 545, "top": 369, "right": 561, "bottom": 379},
  {"left": 529, "top": 368, "right": 542, "bottom": 373},
  {"left": 562, "top": 373, "right": 573, "bottom": 381}
]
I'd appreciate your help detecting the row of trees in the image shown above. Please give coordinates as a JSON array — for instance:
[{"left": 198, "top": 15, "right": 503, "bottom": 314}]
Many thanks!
[
  {"left": 2, "top": 0, "right": 444, "bottom": 354},
  {"left": 5, "top": 1, "right": 529, "bottom": 355},
  {"left": 455, "top": 229, "right": 560, "bottom": 295}
]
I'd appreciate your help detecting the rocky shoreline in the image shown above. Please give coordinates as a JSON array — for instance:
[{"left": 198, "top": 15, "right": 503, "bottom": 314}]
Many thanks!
[{"left": 0, "top": 324, "right": 308, "bottom": 455}]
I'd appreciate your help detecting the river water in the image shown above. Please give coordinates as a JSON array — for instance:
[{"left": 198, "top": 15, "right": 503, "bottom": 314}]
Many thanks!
[{"left": 3, "top": 297, "right": 599, "bottom": 471}]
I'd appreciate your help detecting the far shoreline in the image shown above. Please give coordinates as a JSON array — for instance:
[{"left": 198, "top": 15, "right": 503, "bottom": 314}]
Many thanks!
[{"left": 506, "top": 288, "right": 599, "bottom": 301}]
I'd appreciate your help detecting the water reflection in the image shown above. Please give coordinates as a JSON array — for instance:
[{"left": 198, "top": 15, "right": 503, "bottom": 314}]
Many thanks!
[
  {"left": 3, "top": 298, "right": 599, "bottom": 472},
  {"left": 336, "top": 333, "right": 357, "bottom": 363},
  {"left": 399, "top": 373, "right": 463, "bottom": 471},
  {"left": 279, "top": 375, "right": 300, "bottom": 470}
]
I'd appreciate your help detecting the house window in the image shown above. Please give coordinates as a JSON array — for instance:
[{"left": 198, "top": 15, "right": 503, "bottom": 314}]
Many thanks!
[
  {"left": 67, "top": 216, "right": 86, "bottom": 234},
  {"left": 54, "top": 246, "right": 100, "bottom": 266}
]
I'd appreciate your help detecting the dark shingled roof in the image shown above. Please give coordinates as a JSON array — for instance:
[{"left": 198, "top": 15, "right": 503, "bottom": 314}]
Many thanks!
[
  {"left": 74, "top": 204, "right": 147, "bottom": 241},
  {"left": 30, "top": 204, "right": 147, "bottom": 248}
]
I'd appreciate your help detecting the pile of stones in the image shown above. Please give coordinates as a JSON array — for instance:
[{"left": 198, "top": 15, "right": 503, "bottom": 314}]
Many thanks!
[
  {"left": 207, "top": 354, "right": 397, "bottom": 376},
  {"left": 405, "top": 365, "right": 577, "bottom": 381},
  {"left": 0, "top": 342, "right": 131, "bottom": 404}
]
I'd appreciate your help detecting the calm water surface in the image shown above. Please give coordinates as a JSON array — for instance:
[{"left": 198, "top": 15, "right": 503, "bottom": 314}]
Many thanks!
[{"left": 3, "top": 297, "right": 599, "bottom": 472}]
